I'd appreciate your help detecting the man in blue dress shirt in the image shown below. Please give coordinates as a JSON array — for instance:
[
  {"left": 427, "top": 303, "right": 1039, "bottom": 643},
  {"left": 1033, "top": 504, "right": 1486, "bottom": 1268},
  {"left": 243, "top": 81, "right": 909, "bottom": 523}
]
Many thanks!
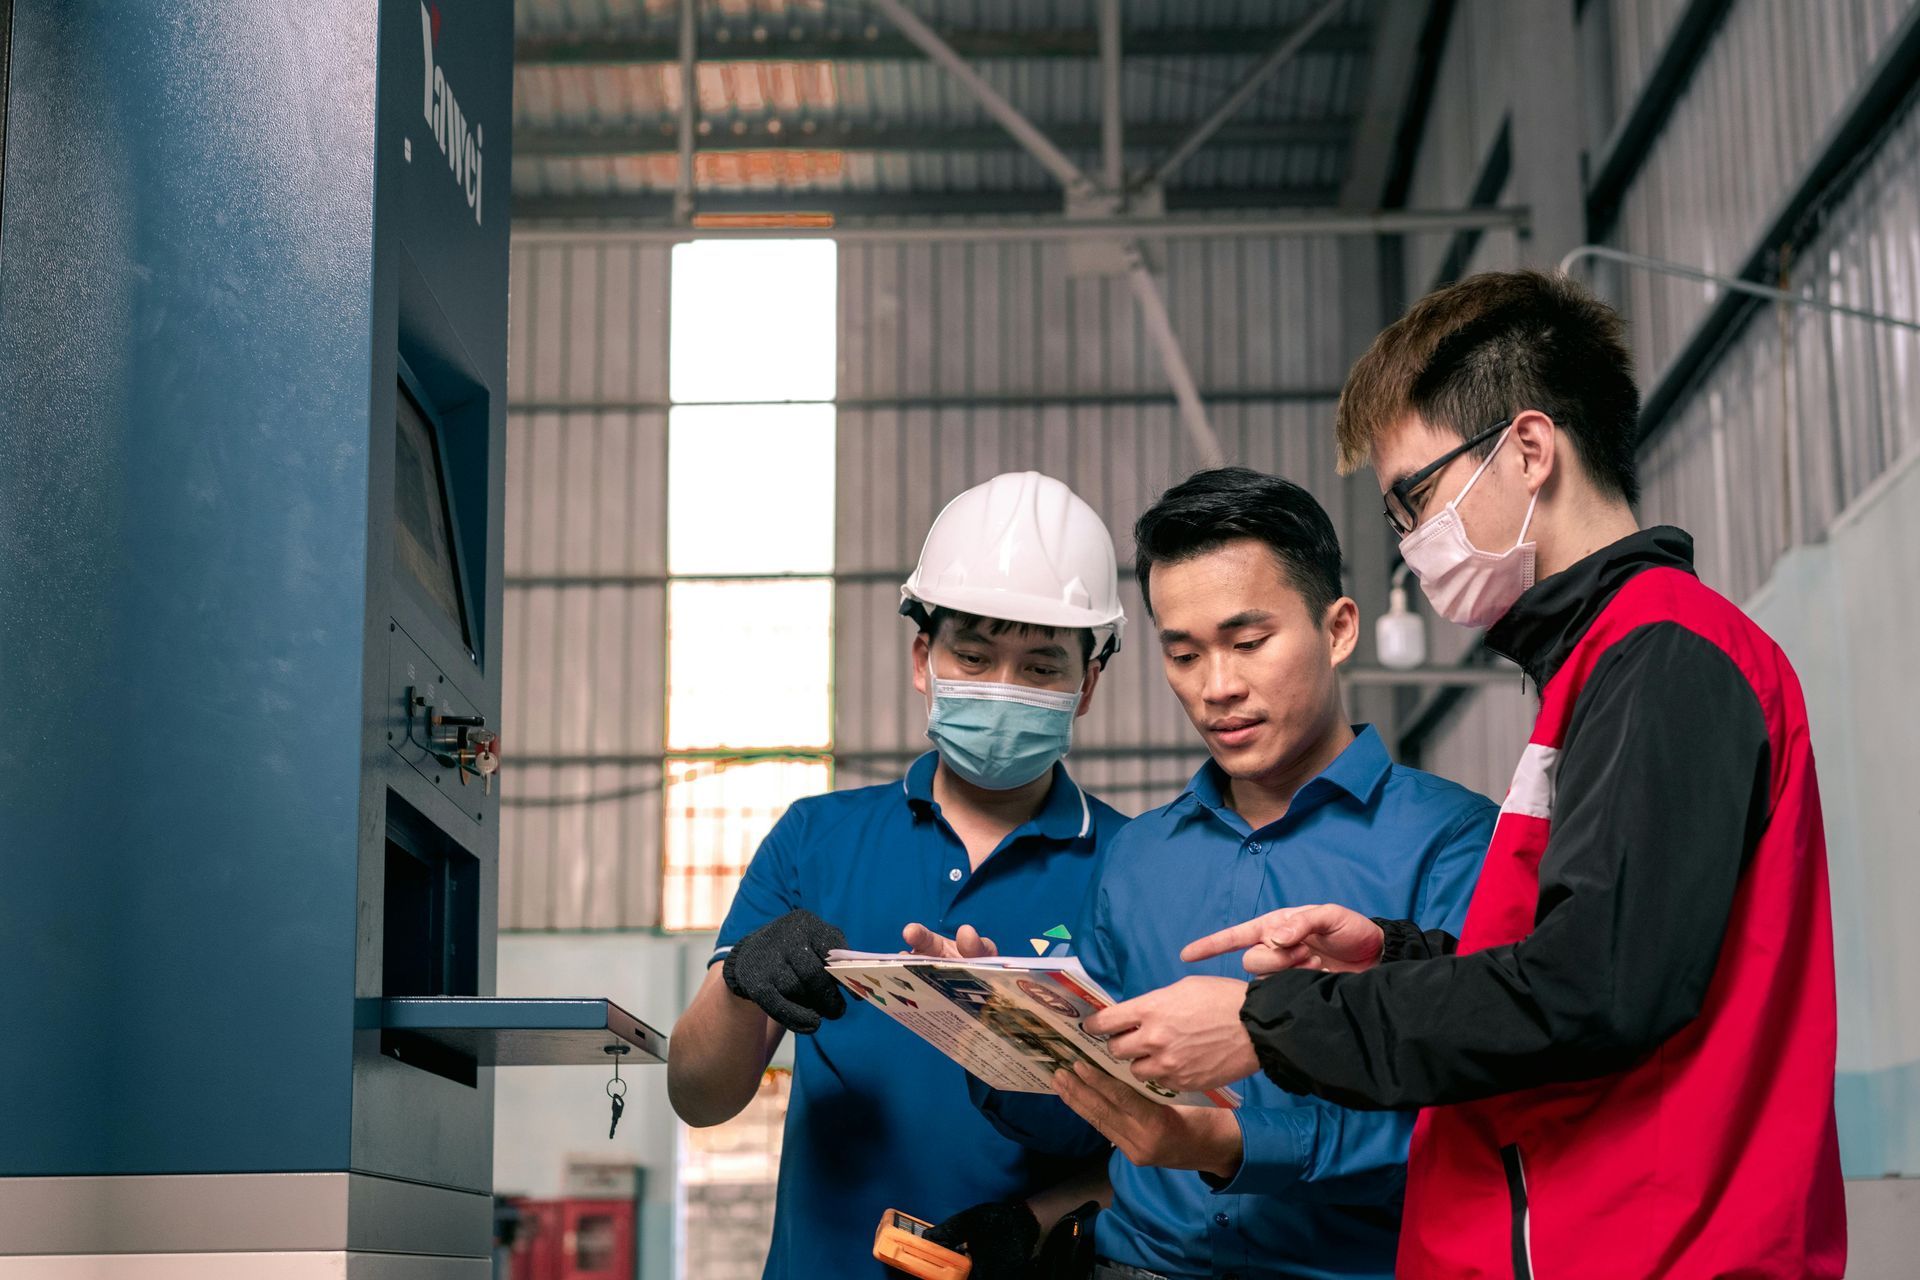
[
  {"left": 925, "top": 469, "right": 1496, "bottom": 1280},
  {"left": 665, "top": 472, "right": 1135, "bottom": 1280}
]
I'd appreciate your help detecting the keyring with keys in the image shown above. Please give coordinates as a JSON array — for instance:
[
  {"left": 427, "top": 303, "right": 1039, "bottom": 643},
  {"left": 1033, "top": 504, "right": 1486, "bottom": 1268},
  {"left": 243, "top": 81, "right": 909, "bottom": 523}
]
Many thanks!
[{"left": 605, "top": 1045, "right": 630, "bottom": 1139}]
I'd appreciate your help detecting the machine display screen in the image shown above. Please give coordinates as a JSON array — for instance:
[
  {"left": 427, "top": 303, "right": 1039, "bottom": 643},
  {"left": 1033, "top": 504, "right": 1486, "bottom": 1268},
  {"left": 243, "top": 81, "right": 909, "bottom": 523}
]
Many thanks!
[{"left": 394, "top": 384, "right": 471, "bottom": 649}]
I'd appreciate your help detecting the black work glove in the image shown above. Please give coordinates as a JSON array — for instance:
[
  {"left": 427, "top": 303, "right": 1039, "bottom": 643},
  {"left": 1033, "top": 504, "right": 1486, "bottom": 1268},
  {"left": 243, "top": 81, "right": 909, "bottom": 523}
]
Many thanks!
[
  {"left": 721, "top": 909, "right": 848, "bottom": 1033},
  {"left": 924, "top": 1201, "right": 1041, "bottom": 1280}
]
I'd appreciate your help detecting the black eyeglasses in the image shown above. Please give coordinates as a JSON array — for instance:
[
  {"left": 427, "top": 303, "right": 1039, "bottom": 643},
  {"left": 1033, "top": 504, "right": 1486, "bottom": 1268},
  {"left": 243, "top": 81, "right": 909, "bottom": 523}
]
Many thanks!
[{"left": 1382, "top": 418, "right": 1512, "bottom": 536}]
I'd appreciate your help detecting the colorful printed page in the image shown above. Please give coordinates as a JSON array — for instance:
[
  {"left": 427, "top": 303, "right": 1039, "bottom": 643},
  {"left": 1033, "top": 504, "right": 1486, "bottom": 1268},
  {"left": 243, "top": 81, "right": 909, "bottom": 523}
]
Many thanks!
[{"left": 826, "top": 951, "right": 1240, "bottom": 1109}]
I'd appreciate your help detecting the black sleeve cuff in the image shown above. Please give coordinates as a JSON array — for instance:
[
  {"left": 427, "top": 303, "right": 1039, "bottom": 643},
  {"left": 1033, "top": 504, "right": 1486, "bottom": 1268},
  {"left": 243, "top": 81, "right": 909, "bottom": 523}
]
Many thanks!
[
  {"left": 1240, "top": 971, "right": 1330, "bottom": 1096},
  {"left": 1374, "top": 917, "right": 1456, "bottom": 963}
]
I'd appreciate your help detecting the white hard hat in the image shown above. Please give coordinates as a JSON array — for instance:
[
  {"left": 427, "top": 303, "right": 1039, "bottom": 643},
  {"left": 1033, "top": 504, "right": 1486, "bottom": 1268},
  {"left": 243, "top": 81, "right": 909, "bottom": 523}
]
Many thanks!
[{"left": 901, "top": 471, "right": 1126, "bottom": 663}]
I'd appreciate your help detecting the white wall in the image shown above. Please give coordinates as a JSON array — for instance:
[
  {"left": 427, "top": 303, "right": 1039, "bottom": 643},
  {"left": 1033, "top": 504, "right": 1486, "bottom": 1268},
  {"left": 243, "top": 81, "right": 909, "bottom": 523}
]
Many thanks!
[
  {"left": 493, "top": 932, "right": 710, "bottom": 1280},
  {"left": 1746, "top": 446, "right": 1920, "bottom": 1182}
]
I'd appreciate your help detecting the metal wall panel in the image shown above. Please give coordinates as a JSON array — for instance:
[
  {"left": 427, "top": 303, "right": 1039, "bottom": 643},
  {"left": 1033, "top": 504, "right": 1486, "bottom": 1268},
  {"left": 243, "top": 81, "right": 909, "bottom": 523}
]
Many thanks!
[
  {"left": 1606, "top": 0, "right": 1918, "bottom": 389},
  {"left": 1637, "top": 91, "right": 1920, "bottom": 603},
  {"left": 501, "top": 240, "right": 673, "bottom": 930},
  {"left": 1402, "top": 0, "right": 1518, "bottom": 293},
  {"left": 1409, "top": 678, "right": 1535, "bottom": 804},
  {"left": 501, "top": 231, "right": 1368, "bottom": 925},
  {"left": 836, "top": 233, "right": 1361, "bottom": 815},
  {"left": 1595, "top": 0, "right": 1694, "bottom": 121},
  {"left": 1416, "top": 0, "right": 1920, "bottom": 780},
  {"left": 838, "top": 235, "right": 1351, "bottom": 400}
]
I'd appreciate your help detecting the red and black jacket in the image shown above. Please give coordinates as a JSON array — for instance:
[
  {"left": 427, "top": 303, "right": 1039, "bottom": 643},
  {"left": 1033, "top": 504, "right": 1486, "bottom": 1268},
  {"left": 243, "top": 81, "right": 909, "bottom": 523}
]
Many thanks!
[{"left": 1239, "top": 528, "right": 1846, "bottom": 1279}]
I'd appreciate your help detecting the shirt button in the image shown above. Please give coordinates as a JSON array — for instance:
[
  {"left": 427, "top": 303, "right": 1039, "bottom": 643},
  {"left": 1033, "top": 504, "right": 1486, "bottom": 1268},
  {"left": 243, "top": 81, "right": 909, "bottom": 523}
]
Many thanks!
[
  {"left": 1214, "top": 1212, "right": 1230, "bottom": 1227},
  {"left": 948, "top": 868, "right": 963, "bottom": 882},
  {"left": 1243, "top": 840, "right": 1262, "bottom": 855}
]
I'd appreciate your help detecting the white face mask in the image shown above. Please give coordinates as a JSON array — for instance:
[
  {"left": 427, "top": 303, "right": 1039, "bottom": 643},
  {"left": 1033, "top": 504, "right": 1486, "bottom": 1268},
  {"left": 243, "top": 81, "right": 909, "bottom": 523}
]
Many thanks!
[{"left": 1397, "top": 425, "right": 1539, "bottom": 629}]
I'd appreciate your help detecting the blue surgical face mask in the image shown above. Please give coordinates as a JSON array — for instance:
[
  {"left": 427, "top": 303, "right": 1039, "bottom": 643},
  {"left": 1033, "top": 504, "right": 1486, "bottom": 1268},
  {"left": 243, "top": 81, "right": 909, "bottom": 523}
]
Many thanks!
[{"left": 925, "top": 659, "right": 1083, "bottom": 791}]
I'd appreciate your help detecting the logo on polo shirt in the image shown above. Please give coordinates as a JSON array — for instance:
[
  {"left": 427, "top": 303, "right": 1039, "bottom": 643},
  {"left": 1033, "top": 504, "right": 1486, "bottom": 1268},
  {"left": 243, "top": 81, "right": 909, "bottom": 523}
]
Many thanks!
[{"left": 1029, "top": 924, "right": 1072, "bottom": 955}]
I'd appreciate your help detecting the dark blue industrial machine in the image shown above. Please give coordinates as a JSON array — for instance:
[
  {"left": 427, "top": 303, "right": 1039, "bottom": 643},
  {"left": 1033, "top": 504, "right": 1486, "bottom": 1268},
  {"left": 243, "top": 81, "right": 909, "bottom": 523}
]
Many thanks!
[{"left": 0, "top": 3, "right": 663, "bottom": 1274}]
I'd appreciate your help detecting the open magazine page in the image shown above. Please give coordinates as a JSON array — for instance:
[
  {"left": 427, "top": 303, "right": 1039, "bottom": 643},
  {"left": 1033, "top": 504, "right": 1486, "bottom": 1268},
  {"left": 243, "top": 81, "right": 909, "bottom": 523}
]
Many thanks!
[{"left": 826, "top": 951, "right": 1240, "bottom": 1109}]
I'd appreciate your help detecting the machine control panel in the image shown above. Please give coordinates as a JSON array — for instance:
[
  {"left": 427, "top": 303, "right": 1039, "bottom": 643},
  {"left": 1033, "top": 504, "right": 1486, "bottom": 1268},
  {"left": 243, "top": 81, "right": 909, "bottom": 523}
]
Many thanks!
[{"left": 387, "top": 621, "right": 497, "bottom": 820}]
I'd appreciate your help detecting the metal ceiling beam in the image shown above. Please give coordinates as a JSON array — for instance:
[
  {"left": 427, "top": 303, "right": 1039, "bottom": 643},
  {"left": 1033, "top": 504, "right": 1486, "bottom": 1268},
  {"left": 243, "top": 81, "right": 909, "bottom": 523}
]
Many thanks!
[
  {"left": 864, "top": 0, "right": 1223, "bottom": 464},
  {"left": 511, "top": 187, "right": 1348, "bottom": 223},
  {"left": 672, "top": 0, "right": 696, "bottom": 224},
  {"left": 865, "top": 0, "right": 1093, "bottom": 197},
  {"left": 1340, "top": 0, "right": 1427, "bottom": 209},
  {"left": 1427, "top": 117, "right": 1512, "bottom": 291},
  {"left": 513, "top": 118, "right": 1356, "bottom": 160},
  {"left": 512, "top": 203, "right": 1529, "bottom": 245},
  {"left": 513, "top": 25, "right": 1373, "bottom": 67},
  {"left": 507, "top": 386, "right": 1346, "bottom": 417},
  {"left": 1345, "top": 665, "right": 1524, "bottom": 689},
  {"left": 1583, "top": 0, "right": 1737, "bottom": 242},
  {"left": 1125, "top": 246, "right": 1224, "bottom": 468},
  {"left": 1380, "top": 0, "right": 1459, "bottom": 210},
  {"left": 1562, "top": 245, "right": 1920, "bottom": 335},
  {"left": 1099, "top": 0, "right": 1124, "bottom": 194},
  {"left": 1148, "top": 0, "right": 1350, "bottom": 188}
]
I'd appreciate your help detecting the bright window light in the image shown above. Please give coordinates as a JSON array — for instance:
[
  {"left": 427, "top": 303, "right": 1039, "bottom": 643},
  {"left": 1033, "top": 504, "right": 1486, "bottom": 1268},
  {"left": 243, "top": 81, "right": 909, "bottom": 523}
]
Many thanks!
[
  {"left": 663, "top": 759, "right": 832, "bottom": 932},
  {"left": 668, "top": 403, "right": 837, "bottom": 575},
  {"left": 664, "top": 237, "right": 837, "bottom": 944},
  {"left": 670, "top": 240, "right": 838, "bottom": 404},
  {"left": 667, "top": 579, "right": 834, "bottom": 751},
  {"left": 678, "top": 1069, "right": 791, "bottom": 1279}
]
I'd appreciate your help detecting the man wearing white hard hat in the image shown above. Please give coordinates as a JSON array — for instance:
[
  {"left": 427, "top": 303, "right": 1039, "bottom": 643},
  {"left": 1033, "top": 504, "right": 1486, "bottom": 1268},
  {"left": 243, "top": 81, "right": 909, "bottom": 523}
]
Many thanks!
[{"left": 667, "top": 472, "right": 1132, "bottom": 1280}]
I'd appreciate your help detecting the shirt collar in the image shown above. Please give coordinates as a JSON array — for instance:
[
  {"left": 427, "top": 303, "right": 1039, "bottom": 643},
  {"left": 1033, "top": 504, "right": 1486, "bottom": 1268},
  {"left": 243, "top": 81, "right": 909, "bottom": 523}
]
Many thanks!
[
  {"left": 1174, "top": 725, "right": 1393, "bottom": 826},
  {"left": 1485, "top": 526, "right": 1696, "bottom": 688},
  {"left": 904, "top": 750, "right": 940, "bottom": 808},
  {"left": 1315, "top": 725, "right": 1393, "bottom": 806},
  {"left": 902, "top": 751, "right": 1092, "bottom": 842}
]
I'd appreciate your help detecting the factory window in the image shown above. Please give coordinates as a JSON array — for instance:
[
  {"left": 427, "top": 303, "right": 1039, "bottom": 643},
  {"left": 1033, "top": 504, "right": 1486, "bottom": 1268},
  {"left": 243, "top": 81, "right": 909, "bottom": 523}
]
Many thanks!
[
  {"left": 662, "top": 240, "right": 837, "bottom": 932},
  {"left": 670, "top": 240, "right": 837, "bottom": 404},
  {"left": 680, "top": 1068, "right": 791, "bottom": 1279}
]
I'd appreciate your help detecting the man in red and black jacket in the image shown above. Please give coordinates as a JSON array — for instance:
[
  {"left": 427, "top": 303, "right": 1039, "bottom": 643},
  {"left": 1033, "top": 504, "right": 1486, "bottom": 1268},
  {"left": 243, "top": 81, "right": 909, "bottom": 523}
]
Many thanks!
[{"left": 1077, "top": 271, "right": 1846, "bottom": 1279}]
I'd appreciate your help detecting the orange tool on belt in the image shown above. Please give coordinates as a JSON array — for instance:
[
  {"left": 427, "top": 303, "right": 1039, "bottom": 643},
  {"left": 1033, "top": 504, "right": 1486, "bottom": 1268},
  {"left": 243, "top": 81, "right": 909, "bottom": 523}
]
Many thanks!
[{"left": 873, "top": 1208, "right": 972, "bottom": 1279}]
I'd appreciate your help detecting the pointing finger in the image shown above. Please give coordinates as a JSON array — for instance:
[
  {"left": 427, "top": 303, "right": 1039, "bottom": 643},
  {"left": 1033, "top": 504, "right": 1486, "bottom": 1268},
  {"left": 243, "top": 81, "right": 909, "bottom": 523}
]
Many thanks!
[{"left": 1182, "top": 910, "right": 1293, "bottom": 963}]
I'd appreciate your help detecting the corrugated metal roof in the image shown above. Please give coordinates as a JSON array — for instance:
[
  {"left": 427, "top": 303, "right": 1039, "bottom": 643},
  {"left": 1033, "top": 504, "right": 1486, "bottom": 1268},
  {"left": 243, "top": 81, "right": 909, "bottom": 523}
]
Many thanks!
[
  {"left": 516, "top": 0, "right": 1369, "bottom": 37},
  {"left": 511, "top": 145, "right": 1349, "bottom": 199},
  {"left": 512, "top": 0, "right": 1379, "bottom": 211},
  {"left": 512, "top": 51, "right": 1367, "bottom": 130}
]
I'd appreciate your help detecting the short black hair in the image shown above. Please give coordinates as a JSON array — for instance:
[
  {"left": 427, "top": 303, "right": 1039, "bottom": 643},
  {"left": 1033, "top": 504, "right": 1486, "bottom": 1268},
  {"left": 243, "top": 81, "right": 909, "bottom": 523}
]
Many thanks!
[
  {"left": 919, "top": 607, "right": 1095, "bottom": 668},
  {"left": 1133, "top": 468, "right": 1344, "bottom": 622}
]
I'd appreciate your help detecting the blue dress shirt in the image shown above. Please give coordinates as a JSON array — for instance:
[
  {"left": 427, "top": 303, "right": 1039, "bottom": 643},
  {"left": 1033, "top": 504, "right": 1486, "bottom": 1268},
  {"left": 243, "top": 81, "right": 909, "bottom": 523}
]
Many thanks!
[{"left": 980, "top": 727, "right": 1496, "bottom": 1280}]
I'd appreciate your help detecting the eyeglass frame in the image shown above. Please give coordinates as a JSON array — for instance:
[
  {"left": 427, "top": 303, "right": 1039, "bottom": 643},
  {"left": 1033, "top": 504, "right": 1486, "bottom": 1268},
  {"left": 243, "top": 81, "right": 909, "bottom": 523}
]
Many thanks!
[{"left": 1382, "top": 417, "right": 1513, "bottom": 537}]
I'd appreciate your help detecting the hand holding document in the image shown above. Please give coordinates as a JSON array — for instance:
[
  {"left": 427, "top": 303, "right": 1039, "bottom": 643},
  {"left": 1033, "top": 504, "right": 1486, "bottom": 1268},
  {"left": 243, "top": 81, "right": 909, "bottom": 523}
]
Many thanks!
[{"left": 825, "top": 949, "right": 1241, "bottom": 1109}]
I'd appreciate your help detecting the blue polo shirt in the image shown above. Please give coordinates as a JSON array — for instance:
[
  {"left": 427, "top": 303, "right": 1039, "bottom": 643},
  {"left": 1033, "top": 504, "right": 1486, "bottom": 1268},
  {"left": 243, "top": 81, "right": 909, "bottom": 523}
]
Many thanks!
[
  {"left": 981, "top": 727, "right": 1496, "bottom": 1280},
  {"left": 711, "top": 752, "right": 1130, "bottom": 1280}
]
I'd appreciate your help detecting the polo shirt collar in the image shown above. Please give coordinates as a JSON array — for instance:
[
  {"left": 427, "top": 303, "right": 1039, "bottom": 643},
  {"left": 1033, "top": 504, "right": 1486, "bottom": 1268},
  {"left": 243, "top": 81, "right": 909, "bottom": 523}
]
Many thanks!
[
  {"left": 902, "top": 751, "right": 1092, "bottom": 842},
  {"left": 1174, "top": 725, "right": 1393, "bottom": 826}
]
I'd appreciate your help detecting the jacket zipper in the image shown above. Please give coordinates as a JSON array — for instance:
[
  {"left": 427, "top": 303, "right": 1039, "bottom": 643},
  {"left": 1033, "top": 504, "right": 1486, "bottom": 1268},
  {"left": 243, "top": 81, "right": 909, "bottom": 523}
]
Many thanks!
[{"left": 1500, "top": 1143, "right": 1535, "bottom": 1280}]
